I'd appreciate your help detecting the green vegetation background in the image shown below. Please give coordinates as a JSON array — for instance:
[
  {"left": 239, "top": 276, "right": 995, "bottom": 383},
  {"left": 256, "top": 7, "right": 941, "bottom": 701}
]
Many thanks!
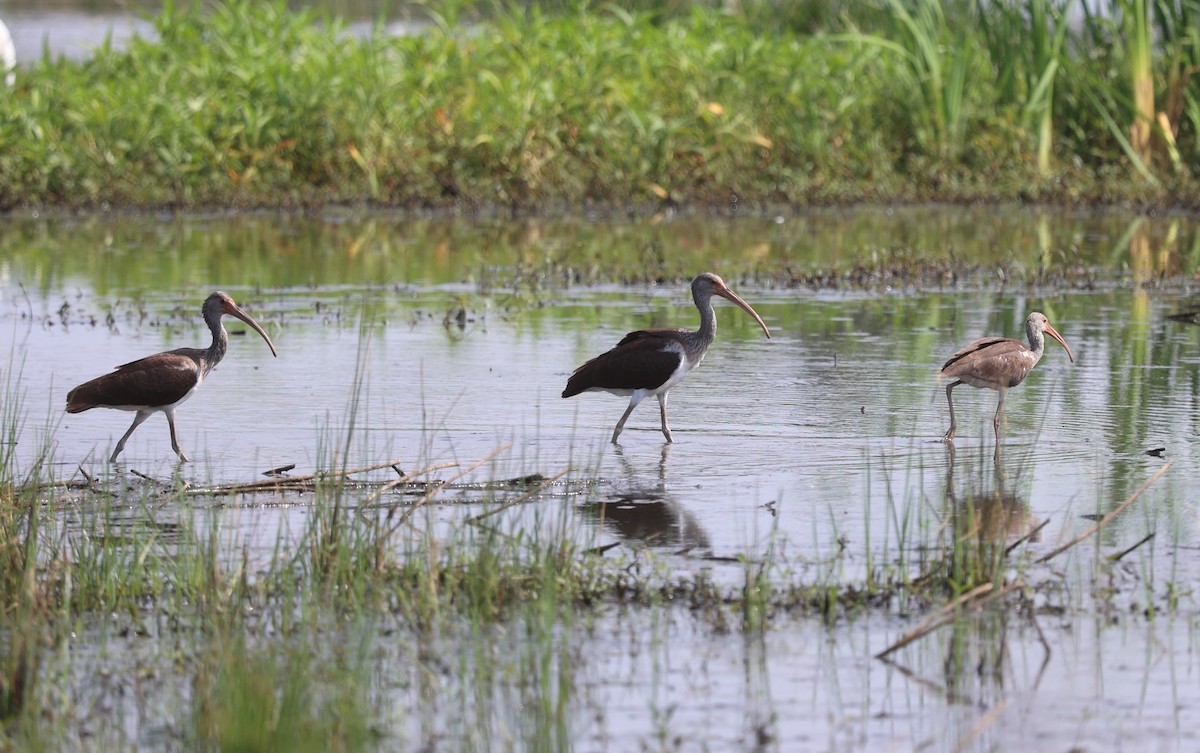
[{"left": 1, "top": 0, "right": 1198, "bottom": 210}]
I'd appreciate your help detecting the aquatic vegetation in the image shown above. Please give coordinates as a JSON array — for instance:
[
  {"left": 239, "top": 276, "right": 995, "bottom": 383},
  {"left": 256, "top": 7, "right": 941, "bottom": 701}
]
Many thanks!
[
  {"left": 0, "top": 412, "right": 1177, "bottom": 749},
  {"left": 189, "top": 631, "right": 378, "bottom": 753}
]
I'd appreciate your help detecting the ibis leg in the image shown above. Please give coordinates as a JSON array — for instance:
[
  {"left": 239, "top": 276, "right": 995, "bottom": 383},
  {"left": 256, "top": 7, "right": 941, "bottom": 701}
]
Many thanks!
[
  {"left": 111, "top": 410, "right": 153, "bottom": 463},
  {"left": 165, "top": 408, "right": 190, "bottom": 463},
  {"left": 992, "top": 387, "right": 1008, "bottom": 442},
  {"left": 657, "top": 392, "right": 673, "bottom": 443},
  {"left": 611, "top": 393, "right": 645, "bottom": 444},
  {"left": 942, "top": 381, "right": 961, "bottom": 442}
]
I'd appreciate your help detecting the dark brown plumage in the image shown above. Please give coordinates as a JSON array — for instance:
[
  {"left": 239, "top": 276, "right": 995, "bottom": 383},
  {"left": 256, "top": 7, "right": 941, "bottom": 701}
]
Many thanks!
[
  {"left": 563, "top": 273, "right": 770, "bottom": 443},
  {"left": 939, "top": 311, "right": 1073, "bottom": 442},
  {"left": 67, "top": 291, "right": 277, "bottom": 463}
]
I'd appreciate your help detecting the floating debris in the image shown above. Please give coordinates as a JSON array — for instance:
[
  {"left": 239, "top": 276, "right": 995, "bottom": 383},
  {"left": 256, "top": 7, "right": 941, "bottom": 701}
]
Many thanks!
[
  {"left": 187, "top": 458, "right": 455, "bottom": 496},
  {"left": 1108, "top": 532, "right": 1156, "bottom": 562},
  {"left": 1166, "top": 309, "right": 1200, "bottom": 325}
]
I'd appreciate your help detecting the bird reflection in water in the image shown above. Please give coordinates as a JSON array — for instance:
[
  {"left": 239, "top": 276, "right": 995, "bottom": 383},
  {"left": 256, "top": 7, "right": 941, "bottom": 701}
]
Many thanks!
[
  {"left": 578, "top": 444, "right": 712, "bottom": 555},
  {"left": 945, "top": 443, "right": 1044, "bottom": 545}
]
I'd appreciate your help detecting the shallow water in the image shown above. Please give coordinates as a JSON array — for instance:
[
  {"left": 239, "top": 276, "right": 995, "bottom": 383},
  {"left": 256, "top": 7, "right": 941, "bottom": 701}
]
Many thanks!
[{"left": 3, "top": 206, "right": 1200, "bottom": 751}]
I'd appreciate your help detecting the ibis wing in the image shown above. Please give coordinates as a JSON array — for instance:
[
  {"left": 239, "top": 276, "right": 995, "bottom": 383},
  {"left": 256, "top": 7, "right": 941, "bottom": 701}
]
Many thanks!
[
  {"left": 110, "top": 346, "right": 197, "bottom": 371},
  {"left": 66, "top": 352, "right": 202, "bottom": 412},
  {"left": 563, "top": 331, "right": 684, "bottom": 397},
  {"left": 940, "top": 337, "right": 1035, "bottom": 387},
  {"left": 612, "top": 328, "right": 679, "bottom": 349},
  {"left": 940, "top": 337, "right": 1014, "bottom": 372}
]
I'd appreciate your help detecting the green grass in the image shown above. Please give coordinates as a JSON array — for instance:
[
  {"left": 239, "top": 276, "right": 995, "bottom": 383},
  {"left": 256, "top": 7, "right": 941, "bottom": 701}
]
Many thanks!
[
  {"left": 1, "top": 0, "right": 1198, "bottom": 211},
  {"left": 189, "top": 630, "right": 378, "bottom": 753}
]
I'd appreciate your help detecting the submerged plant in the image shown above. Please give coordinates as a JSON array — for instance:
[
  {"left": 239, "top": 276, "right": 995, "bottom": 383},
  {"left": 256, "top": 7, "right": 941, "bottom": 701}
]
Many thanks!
[{"left": 190, "top": 632, "right": 377, "bottom": 753}]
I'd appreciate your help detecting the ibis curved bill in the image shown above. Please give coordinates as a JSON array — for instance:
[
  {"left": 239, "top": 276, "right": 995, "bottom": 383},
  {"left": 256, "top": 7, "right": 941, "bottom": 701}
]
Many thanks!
[
  {"left": 562, "top": 272, "right": 770, "bottom": 443},
  {"left": 939, "top": 311, "right": 1073, "bottom": 442},
  {"left": 66, "top": 291, "right": 277, "bottom": 463}
]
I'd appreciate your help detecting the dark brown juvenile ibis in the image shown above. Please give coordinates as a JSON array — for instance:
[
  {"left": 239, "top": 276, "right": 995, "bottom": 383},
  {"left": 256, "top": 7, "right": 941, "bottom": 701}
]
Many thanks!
[
  {"left": 562, "top": 273, "right": 771, "bottom": 443},
  {"left": 66, "top": 291, "right": 277, "bottom": 463},
  {"left": 939, "top": 311, "right": 1073, "bottom": 442}
]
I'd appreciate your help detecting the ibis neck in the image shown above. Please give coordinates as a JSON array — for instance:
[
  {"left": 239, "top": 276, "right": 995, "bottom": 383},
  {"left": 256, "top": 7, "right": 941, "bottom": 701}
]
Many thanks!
[
  {"left": 691, "top": 291, "right": 715, "bottom": 345},
  {"left": 688, "top": 291, "right": 718, "bottom": 358},
  {"left": 1025, "top": 320, "right": 1045, "bottom": 359},
  {"left": 204, "top": 311, "right": 229, "bottom": 377}
]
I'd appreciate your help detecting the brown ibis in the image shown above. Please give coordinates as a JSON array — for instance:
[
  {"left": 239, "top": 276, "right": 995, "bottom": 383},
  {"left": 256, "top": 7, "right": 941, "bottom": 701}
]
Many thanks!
[
  {"left": 562, "top": 273, "right": 770, "bottom": 443},
  {"left": 939, "top": 311, "right": 1073, "bottom": 442},
  {"left": 66, "top": 291, "right": 277, "bottom": 463}
]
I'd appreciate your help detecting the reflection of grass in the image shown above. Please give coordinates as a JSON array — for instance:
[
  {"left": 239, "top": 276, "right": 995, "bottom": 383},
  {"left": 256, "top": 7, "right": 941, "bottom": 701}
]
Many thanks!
[{"left": 4, "top": 210, "right": 1188, "bottom": 310}]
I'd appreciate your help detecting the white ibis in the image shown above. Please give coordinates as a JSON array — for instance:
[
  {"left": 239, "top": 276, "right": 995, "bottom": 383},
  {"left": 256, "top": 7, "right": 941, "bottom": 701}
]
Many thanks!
[
  {"left": 0, "top": 17, "right": 14, "bottom": 87},
  {"left": 66, "top": 291, "right": 277, "bottom": 463},
  {"left": 562, "top": 273, "right": 770, "bottom": 443},
  {"left": 939, "top": 311, "right": 1074, "bottom": 442}
]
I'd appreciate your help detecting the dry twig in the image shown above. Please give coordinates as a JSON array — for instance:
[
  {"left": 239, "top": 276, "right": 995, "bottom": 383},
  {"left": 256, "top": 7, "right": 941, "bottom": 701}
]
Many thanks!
[
  {"left": 389, "top": 444, "right": 513, "bottom": 529},
  {"left": 467, "top": 469, "right": 570, "bottom": 523},
  {"left": 188, "top": 457, "right": 454, "bottom": 495},
  {"left": 950, "top": 698, "right": 1009, "bottom": 753},
  {"left": 876, "top": 580, "right": 1025, "bottom": 659},
  {"left": 876, "top": 583, "right": 993, "bottom": 659},
  {"left": 1035, "top": 460, "right": 1172, "bottom": 564},
  {"left": 1108, "top": 532, "right": 1156, "bottom": 562}
]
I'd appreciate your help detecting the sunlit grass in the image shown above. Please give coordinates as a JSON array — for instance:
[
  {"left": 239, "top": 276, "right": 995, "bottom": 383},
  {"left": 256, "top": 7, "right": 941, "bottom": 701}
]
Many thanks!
[
  {"left": 975, "top": 0, "right": 1069, "bottom": 178},
  {"left": 1, "top": 0, "right": 1197, "bottom": 210}
]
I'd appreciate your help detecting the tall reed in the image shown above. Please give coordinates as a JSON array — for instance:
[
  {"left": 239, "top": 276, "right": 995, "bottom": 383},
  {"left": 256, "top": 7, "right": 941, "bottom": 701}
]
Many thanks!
[
  {"left": 1122, "top": 0, "right": 1156, "bottom": 168},
  {"left": 0, "top": 362, "right": 44, "bottom": 737},
  {"left": 976, "top": 0, "right": 1070, "bottom": 176}
]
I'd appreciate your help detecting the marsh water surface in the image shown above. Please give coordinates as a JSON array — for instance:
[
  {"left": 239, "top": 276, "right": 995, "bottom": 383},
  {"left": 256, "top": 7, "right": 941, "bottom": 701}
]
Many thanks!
[{"left": 3, "top": 207, "right": 1200, "bottom": 751}]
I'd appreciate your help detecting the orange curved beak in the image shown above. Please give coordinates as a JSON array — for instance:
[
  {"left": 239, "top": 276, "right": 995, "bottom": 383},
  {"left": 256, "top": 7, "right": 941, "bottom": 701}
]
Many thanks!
[
  {"left": 226, "top": 301, "right": 278, "bottom": 357},
  {"left": 1044, "top": 322, "right": 1073, "bottom": 363},
  {"left": 714, "top": 285, "right": 771, "bottom": 339}
]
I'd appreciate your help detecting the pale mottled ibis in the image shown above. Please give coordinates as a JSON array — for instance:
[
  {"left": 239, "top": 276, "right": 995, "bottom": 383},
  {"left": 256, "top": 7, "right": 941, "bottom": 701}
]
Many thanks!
[
  {"left": 562, "top": 273, "right": 770, "bottom": 443},
  {"left": 66, "top": 292, "right": 277, "bottom": 463},
  {"left": 939, "top": 311, "right": 1073, "bottom": 442}
]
